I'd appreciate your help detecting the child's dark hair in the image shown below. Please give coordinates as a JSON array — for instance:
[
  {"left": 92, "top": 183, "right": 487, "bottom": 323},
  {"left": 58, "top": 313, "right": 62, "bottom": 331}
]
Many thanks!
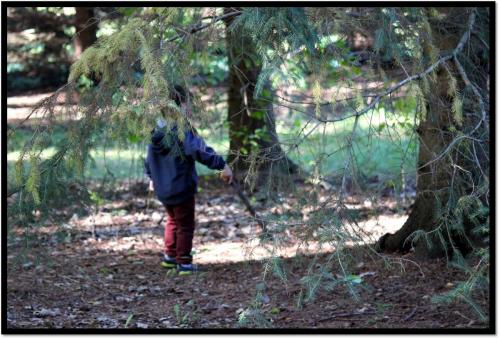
[{"left": 169, "top": 85, "right": 188, "bottom": 106}]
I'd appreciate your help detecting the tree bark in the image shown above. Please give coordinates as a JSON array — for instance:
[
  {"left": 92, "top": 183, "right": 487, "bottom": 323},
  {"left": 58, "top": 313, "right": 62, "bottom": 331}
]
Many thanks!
[
  {"left": 74, "top": 7, "right": 98, "bottom": 60},
  {"left": 223, "top": 8, "right": 298, "bottom": 188},
  {"left": 377, "top": 8, "right": 489, "bottom": 259}
]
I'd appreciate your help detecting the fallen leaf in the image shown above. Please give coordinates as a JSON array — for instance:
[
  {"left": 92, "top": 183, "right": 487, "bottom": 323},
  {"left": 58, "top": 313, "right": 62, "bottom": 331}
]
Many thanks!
[{"left": 270, "top": 307, "right": 281, "bottom": 314}]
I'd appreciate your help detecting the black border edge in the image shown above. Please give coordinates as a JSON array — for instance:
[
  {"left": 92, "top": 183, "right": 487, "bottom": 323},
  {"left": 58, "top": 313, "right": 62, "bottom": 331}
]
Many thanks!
[{"left": 1, "top": 1, "right": 496, "bottom": 335}]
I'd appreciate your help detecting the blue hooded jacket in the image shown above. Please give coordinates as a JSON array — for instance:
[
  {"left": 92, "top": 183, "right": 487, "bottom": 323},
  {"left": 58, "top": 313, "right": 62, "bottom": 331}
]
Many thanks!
[{"left": 144, "top": 125, "right": 226, "bottom": 205}]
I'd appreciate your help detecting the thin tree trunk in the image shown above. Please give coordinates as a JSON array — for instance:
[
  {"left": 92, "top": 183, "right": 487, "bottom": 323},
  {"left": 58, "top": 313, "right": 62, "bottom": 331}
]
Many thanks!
[
  {"left": 223, "top": 8, "right": 298, "bottom": 188},
  {"left": 74, "top": 7, "right": 97, "bottom": 60}
]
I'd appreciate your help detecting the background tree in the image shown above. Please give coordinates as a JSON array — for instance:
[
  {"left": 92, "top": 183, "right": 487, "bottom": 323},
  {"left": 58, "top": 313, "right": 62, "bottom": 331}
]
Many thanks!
[
  {"left": 73, "top": 7, "right": 98, "bottom": 59},
  {"left": 6, "top": 6, "right": 118, "bottom": 93},
  {"left": 223, "top": 7, "right": 299, "bottom": 187},
  {"left": 376, "top": 8, "right": 490, "bottom": 260},
  {"left": 6, "top": 7, "right": 75, "bottom": 93}
]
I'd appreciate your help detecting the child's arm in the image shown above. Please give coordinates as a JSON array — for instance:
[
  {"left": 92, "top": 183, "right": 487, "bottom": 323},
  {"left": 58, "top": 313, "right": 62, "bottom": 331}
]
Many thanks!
[
  {"left": 183, "top": 131, "right": 226, "bottom": 170},
  {"left": 183, "top": 131, "right": 233, "bottom": 183}
]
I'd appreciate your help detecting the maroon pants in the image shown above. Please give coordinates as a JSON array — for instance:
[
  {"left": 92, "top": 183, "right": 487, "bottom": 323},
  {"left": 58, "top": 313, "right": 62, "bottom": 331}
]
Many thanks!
[{"left": 164, "top": 196, "right": 195, "bottom": 264}]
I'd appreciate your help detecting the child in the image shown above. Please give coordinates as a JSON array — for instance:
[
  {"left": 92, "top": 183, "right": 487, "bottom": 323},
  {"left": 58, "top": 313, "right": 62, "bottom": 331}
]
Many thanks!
[{"left": 145, "top": 85, "right": 233, "bottom": 275}]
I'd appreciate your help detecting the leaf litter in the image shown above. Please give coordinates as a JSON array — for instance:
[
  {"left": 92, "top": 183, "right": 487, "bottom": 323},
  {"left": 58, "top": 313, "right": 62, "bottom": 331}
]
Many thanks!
[{"left": 6, "top": 178, "right": 489, "bottom": 329}]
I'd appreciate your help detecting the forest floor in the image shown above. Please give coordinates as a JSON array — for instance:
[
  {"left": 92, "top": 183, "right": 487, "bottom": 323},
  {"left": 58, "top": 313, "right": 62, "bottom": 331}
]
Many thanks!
[{"left": 6, "top": 177, "right": 490, "bottom": 330}]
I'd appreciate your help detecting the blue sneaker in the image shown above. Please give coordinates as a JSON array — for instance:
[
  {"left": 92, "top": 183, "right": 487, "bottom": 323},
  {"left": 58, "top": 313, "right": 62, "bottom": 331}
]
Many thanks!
[
  {"left": 161, "top": 254, "right": 177, "bottom": 269},
  {"left": 177, "top": 263, "right": 197, "bottom": 276}
]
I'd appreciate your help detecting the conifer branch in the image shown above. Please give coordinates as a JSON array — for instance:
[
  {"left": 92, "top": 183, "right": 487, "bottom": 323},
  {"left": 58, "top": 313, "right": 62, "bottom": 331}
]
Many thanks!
[
  {"left": 416, "top": 10, "right": 488, "bottom": 171},
  {"left": 453, "top": 56, "right": 487, "bottom": 129},
  {"left": 164, "top": 10, "right": 242, "bottom": 43},
  {"left": 300, "top": 10, "right": 478, "bottom": 124},
  {"left": 7, "top": 82, "right": 75, "bottom": 138},
  {"left": 7, "top": 147, "right": 69, "bottom": 198}
]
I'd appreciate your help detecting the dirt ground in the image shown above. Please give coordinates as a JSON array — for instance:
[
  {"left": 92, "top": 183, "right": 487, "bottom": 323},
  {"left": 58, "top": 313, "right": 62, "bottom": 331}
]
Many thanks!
[{"left": 5, "top": 178, "right": 490, "bottom": 330}]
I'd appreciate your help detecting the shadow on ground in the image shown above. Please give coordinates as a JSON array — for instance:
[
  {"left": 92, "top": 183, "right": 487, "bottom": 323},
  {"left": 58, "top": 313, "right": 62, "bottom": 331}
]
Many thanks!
[
  {"left": 6, "top": 177, "right": 489, "bottom": 329},
  {"left": 6, "top": 236, "right": 489, "bottom": 329}
]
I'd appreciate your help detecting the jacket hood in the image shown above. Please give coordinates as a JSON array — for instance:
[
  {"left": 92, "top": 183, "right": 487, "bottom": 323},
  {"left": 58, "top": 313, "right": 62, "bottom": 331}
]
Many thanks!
[
  {"left": 151, "top": 129, "right": 170, "bottom": 155},
  {"left": 150, "top": 122, "right": 182, "bottom": 155}
]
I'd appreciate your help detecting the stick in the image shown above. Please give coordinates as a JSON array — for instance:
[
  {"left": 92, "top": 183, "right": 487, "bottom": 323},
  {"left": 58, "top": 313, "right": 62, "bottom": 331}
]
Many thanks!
[
  {"left": 403, "top": 306, "right": 418, "bottom": 321},
  {"left": 316, "top": 310, "right": 375, "bottom": 323},
  {"left": 230, "top": 181, "right": 268, "bottom": 234}
]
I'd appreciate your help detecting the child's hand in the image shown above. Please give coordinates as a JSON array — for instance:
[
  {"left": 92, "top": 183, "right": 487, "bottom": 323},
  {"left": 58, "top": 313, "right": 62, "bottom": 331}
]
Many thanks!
[
  {"left": 220, "top": 164, "right": 233, "bottom": 184},
  {"left": 148, "top": 180, "right": 154, "bottom": 191}
]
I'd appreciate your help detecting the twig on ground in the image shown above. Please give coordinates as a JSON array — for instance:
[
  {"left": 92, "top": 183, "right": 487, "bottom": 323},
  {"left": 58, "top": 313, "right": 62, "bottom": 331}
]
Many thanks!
[
  {"left": 403, "top": 306, "right": 418, "bottom": 321},
  {"left": 230, "top": 181, "right": 267, "bottom": 234},
  {"left": 316, "top": 310, "right": 376, "bottom": 323}
]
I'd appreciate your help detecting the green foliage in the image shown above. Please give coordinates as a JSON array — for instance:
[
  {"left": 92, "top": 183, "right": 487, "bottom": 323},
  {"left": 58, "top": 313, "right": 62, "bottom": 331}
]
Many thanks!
[
  {"left": 124, "top": 313, "right": 134, "bottom": 328},
  {"left": 446, "top": 68, "right": 463, "bottom": 126},
  {"left": 405, "top": 192, "right": 490, "bottom": 320},
  {"left": 89, "top": 189, "right": 105, "bottom": 207},
  {"left": 232, "top": 7, "right": 319, "bottom": 97},
  {"left": 237, "top": 283, "right": 273, "bottom": 328},
  {"left": 237, "top": 308, "right": 272, "bottom": 328},
  {"left": 432, "top": 271, "right": 488, "bottom": 322},
  {"left": 312, "top": 79, "right": 322, "bottom": 117},
  {"left": 193, "top": 55, "right": 228, "bottom": 85},
  {"left": 14, "top": 156, "right": 25, "bottom": 187},
  {"left": 373, "top": 28, "right": 386, "bottom": 54},
  {"left": 25, "top": 153, "right": 41, "bottom": 205},
  {"left": 69, "top": 18, "right": 145, "bottom": 83},
  {"left": 297, "top": 265, "right": 364, "bottom": 306},
  {"left": 369, "top": 8, "right": 419, "bottom": 64},
  {"left": 119, "top": 7, "right": 139, "bottom": 17},
  {"left": 173, "top": 300, "right": 199, "bottom": 328},
  {"left": 452, "top": 96, "right": 463, "bottom": 126}
]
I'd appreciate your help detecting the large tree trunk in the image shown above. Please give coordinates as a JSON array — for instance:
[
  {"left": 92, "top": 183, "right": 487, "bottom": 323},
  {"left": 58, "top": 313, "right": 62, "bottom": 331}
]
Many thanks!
[
  {"left": 74, "top": 7, "right": 97, "bottom": 60},
  {"left": 377, "top": 8, "right": 489, "bottom": 259},
  {"left": 223, "top": 8, "right": 298, "bottom": 188}
]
